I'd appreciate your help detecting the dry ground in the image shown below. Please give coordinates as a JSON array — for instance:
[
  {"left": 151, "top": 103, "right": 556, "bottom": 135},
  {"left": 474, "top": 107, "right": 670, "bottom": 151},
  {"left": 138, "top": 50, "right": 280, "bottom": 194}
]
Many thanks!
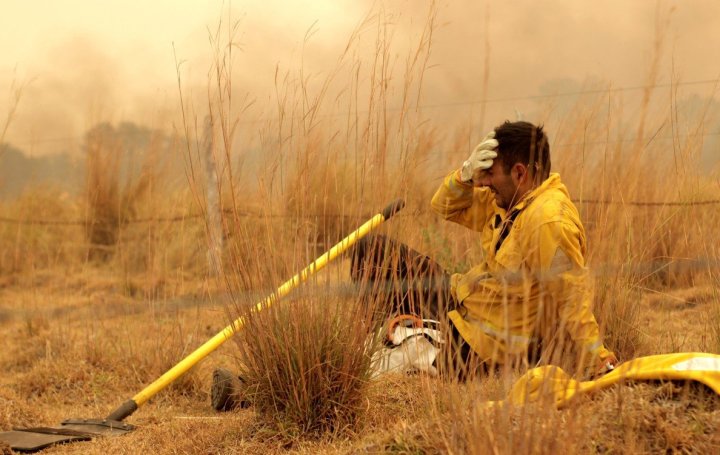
[{"left": 1, "top": 263, "right": 719, "bottom": 454}]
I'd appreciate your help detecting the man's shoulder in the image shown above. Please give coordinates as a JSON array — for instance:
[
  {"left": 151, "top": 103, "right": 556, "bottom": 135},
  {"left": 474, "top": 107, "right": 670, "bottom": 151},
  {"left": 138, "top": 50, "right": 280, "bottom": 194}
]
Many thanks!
[{"left": 522, "top": 185, "right": 581, "bottom": 229}]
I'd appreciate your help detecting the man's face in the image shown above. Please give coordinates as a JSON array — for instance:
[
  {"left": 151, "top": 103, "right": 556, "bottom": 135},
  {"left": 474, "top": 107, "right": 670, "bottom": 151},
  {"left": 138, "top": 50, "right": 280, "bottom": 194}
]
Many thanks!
[{"left": 476, "top": 159, "right": 521, "bottom": 210}]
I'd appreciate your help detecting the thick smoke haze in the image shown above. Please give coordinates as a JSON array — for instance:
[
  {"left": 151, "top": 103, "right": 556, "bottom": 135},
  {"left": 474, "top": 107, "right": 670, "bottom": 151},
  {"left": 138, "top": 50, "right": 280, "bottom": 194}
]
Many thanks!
[{"left": 1, "top": 0, "right": 719, "bottom": 163}]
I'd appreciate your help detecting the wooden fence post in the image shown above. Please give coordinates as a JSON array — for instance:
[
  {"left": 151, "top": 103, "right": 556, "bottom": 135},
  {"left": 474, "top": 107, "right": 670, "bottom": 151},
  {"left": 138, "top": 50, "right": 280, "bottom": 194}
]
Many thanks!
[{"left": 204, "top": 116, "right": 223, "bottom": 277}]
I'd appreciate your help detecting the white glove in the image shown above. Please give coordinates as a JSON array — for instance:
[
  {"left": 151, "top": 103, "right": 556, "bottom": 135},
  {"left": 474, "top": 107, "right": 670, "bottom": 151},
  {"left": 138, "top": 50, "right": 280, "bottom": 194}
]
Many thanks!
[{"left": 460, "top": 132, "right": 498, "bottom": 183}]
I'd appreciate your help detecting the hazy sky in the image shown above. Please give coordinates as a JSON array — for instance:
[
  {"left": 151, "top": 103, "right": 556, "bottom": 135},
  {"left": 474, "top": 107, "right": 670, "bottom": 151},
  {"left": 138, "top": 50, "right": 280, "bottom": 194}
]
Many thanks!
[{"left": 2, "top": 0, "right": 719, "bottom": 156}]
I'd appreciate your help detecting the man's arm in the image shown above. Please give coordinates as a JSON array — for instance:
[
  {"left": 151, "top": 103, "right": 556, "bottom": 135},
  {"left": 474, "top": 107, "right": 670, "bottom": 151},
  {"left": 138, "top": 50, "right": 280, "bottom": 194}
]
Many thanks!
[
  {"left": 430, "top": 170, "right": 495, "bottom": 231},
  {"left": 431, "top": 131, "right": 498, "bottom": 231}
]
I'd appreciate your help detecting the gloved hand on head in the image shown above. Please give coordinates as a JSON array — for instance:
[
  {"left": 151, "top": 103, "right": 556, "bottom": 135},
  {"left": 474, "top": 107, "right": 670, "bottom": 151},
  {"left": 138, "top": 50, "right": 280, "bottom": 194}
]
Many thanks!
[{"left": 460, "top": 131, "right": 499, "bottom": 183}]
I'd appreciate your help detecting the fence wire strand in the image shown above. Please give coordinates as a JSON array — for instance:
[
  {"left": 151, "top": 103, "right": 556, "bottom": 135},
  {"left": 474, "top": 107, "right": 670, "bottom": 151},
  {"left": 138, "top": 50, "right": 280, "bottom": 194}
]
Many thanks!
[{"left": 1, "top": 197, "right": 719, "bottom": 226}]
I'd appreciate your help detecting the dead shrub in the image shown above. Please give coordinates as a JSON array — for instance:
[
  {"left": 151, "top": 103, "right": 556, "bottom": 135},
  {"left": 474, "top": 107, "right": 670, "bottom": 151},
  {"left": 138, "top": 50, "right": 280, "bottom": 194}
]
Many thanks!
[
  {"left": 84, "top": 123, "right": 124, "bottom": 261},
  {"left": 84, "top": 123, "right": 160, "bottom": 262},
  {"left": 235, "top": 294, "right": 381, "bottom": 440},
  {"left": 0, "top": 188, "right": 83, "bottom": 274}
]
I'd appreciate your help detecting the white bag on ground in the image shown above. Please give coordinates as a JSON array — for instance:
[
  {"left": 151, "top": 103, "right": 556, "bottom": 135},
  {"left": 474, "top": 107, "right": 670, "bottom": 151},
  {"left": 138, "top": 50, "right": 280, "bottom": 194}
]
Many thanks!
[{"left": 370, "top": 319, "right": 444, "bottom": 378}]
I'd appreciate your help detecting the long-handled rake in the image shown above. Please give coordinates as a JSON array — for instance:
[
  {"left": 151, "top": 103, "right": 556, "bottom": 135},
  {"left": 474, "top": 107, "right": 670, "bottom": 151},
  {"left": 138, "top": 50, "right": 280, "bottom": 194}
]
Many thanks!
[{"left": 0, "top": 199, "right": 405, "bottom": 452}]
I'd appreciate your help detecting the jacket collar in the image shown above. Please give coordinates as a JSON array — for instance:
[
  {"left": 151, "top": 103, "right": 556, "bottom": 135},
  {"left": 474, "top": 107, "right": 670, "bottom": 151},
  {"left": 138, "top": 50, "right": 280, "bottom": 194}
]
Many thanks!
[{"left": 502, "top": 173, "right": 563, "bottom": 215}]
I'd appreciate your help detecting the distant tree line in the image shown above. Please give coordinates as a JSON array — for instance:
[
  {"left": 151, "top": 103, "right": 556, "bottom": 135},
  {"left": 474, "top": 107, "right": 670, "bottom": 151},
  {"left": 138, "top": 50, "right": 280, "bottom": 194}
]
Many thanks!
[{"left": 0, "top": 121, "right": 181, "bottom": 199}]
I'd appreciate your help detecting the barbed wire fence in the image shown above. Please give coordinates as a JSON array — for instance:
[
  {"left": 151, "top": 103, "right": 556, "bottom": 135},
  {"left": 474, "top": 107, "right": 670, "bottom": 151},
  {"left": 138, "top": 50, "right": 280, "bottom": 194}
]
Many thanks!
[
  {"left": 1, "top": 76, "right": 718, "bottom": 278},
  {"left": 1, "top": 196, "right": 720, "bottom": 226}
]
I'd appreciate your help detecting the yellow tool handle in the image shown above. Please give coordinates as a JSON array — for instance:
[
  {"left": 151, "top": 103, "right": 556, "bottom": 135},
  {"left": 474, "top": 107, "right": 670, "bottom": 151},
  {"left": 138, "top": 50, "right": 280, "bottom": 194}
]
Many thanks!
[{"left": 106, "top": 199, "right": 405, "bottom": 421}]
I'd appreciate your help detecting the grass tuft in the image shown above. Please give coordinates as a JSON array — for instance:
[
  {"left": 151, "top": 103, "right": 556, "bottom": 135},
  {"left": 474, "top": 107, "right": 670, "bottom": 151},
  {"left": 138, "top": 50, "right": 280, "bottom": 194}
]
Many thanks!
[{"left": 235, "top": 294, "right": 381, "bottom": 440}]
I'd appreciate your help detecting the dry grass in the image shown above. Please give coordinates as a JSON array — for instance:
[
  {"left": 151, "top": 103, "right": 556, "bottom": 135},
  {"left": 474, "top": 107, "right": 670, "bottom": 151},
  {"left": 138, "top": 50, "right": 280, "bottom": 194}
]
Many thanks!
[
  {"left": 0, "top": 189, "right": 84, "bottom": 274},
  {"left": 233, "top": 295, "right": 380, "bottom": 441},
  {"left": 0, "top": 256, "right": 718, "bottom": 454},
  {"left": 0, "top": 3, "right": 719, "bottom": 454},
  {"left": 360, "top": 380, "right": 720, "bottom": 454}
]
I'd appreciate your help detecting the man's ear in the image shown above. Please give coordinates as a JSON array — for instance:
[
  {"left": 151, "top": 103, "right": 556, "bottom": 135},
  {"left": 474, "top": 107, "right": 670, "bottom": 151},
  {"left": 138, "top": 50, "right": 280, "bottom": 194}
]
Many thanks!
[{"left": 513, "top": 163, "right": 528, "bottom": 184}]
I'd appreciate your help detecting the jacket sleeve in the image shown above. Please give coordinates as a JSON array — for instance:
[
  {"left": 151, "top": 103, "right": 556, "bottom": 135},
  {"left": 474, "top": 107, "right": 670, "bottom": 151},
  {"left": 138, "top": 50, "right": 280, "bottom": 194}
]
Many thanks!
[
  {"left": 529, "top": 219, "right": 614, "bottom": 361},
  {"left": 430, "top": 170, "right": 496, "bottom": 232}
]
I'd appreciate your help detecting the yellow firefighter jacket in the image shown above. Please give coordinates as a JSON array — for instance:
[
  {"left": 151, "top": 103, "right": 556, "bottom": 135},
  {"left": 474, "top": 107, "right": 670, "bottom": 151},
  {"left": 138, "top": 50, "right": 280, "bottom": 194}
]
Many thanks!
[{"left": 431, "top": 170, "right": 613, "bottom": 367}]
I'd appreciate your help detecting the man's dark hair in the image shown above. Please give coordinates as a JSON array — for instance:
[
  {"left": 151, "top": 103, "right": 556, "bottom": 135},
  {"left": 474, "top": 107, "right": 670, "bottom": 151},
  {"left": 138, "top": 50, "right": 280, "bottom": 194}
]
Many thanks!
[{"left": 493, "top": 121, "right": 551, "bottom": 183}]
